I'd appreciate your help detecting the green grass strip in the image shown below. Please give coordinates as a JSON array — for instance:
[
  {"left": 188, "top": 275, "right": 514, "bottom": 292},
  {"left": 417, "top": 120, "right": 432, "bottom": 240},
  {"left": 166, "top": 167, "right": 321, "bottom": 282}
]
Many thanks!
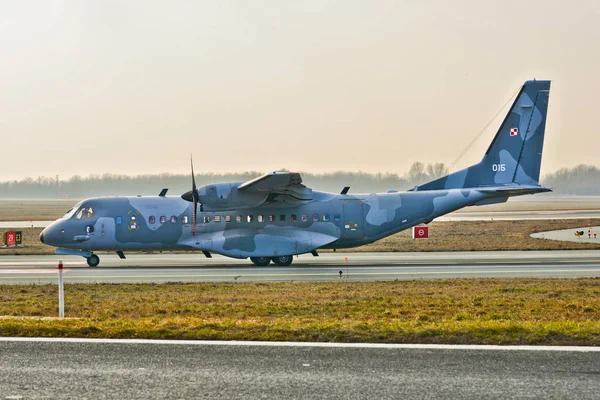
[{"left": 1, "top": 279, "right": 599, "bottom": 345}]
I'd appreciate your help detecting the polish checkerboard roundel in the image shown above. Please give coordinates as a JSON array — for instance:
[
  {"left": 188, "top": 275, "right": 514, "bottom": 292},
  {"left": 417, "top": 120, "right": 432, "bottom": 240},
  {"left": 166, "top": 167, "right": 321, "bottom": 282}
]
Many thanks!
[{"left": 510, "top": 127, "right": 519, "bottom": 136}]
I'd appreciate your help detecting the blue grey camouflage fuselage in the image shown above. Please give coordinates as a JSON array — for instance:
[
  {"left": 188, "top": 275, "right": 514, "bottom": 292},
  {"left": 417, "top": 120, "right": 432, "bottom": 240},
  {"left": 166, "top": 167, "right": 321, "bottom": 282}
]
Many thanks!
[{"left": 40, "top": 80, "right": 552, "bottom": 267}]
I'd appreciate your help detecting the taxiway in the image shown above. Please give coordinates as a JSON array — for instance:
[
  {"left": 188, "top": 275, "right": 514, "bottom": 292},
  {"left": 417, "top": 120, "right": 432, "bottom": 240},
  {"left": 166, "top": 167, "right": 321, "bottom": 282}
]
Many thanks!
[{"left": 1, "top": 251, "right": 600, "bottom": 283}]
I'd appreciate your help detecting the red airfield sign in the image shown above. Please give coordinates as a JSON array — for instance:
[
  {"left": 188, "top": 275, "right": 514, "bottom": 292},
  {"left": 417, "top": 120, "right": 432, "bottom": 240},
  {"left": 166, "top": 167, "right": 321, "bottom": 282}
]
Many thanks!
[{"left": 412, "top": 226, "right": 429, "bottom": 239}]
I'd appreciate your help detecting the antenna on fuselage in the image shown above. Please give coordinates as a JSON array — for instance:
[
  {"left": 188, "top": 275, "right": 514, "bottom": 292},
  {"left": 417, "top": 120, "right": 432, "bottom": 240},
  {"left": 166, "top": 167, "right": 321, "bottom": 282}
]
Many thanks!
[
  {"left": 158, "top": 188, "right": 168, "bottom": 197},
  {"left": 340, "top": 186, "right": 350, "bottom": 195}
]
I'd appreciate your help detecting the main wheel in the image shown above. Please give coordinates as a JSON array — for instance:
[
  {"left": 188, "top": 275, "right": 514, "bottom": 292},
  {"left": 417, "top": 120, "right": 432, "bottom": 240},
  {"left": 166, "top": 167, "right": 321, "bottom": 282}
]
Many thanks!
[
  {"left": 87, "top": 254, "right": 100, "bottom": 267},
  {"left": 271, "top": 255, "right": 293, "bottom": 266},
  {"left": 250, "top": 256, "right": 271, "bottom": 267}
]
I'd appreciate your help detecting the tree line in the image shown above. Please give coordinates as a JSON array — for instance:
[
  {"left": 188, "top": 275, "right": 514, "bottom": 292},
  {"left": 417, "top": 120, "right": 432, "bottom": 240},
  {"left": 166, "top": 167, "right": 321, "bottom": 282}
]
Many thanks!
[{"left": 0, "top": 163, "right": 597, "bottom": 198}]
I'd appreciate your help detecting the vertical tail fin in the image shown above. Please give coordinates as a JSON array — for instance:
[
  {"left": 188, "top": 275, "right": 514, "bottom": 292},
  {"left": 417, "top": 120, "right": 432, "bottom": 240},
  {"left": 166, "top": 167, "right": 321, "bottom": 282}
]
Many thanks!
[{"left": 416, "top": 79, "right": 551, "bottom": 190}]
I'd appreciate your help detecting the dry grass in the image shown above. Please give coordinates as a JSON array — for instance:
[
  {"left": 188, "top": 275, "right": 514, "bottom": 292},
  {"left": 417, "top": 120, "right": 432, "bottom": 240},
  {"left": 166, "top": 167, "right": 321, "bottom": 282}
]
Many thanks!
[
  {"left": 0, "top": 228, "right": 51, "bottom": 255},
  {"left": 1, "top": 279, "right": 599, "bottom": 344},
  {"left": 356, "top": 219, "right": 600, "bottom": 252},
  {"left": 453, "top": 198, "right": 600, "bottom": 212},
  {"left": 2, "top": 219, "right": 600, "bottom": 255},
  {"left": 0, "top": 199, "right": 76, "bottom": 221}
]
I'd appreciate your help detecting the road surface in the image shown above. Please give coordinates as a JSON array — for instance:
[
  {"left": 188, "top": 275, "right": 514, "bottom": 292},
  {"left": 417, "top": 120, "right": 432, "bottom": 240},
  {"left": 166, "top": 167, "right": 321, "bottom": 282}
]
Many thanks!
[
  {"left": 1, "top": 339, "right": 599, "bottom": 399},
  {"left": 1, "top": 251, "right": 600, "bottom": 283}
]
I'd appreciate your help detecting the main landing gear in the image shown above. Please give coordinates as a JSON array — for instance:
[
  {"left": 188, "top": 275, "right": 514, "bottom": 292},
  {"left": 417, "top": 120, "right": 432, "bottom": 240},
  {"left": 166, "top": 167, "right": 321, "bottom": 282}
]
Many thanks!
[
  {"left": 271, "top": 255, "right": 293, "bottom": 266},
  {"left": 87, "top": 254, "right": 100, "bottom": 267},
  {"left": 250, "top": 255, "right": 294, "bottom": 267}
]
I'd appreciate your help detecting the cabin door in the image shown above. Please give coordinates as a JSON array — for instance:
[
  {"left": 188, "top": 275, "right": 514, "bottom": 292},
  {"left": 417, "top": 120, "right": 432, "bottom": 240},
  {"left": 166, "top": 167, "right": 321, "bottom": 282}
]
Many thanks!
[{"left": 342, "top": 200, "right": 364, "bottom": 239}]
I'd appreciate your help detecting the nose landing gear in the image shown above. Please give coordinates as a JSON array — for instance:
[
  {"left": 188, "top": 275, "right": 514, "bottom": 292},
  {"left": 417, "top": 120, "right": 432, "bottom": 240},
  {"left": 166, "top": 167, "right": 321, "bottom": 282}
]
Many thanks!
[{"left": 87, "top": 254, "right": 100, "bottom": 267}]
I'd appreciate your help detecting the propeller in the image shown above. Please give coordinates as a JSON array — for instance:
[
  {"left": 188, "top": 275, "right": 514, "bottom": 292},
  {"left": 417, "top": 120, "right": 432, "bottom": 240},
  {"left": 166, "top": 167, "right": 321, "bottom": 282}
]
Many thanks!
[{"left": 181, "top": 156, "right": 199, "bottom": 236}]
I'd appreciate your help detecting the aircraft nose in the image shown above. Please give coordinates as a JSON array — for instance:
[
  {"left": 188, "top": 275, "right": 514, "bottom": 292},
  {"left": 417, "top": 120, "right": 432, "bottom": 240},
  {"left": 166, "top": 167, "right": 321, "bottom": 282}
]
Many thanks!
[{"left": 39, "top": 231, "right": 45, "bottom": 244}]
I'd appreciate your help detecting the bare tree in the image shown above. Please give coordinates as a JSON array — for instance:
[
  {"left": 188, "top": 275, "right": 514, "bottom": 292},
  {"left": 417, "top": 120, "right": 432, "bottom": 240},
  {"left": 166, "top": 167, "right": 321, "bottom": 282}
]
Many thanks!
[{"left": 426, "top": 163, "right": 448, "bottom": 180}]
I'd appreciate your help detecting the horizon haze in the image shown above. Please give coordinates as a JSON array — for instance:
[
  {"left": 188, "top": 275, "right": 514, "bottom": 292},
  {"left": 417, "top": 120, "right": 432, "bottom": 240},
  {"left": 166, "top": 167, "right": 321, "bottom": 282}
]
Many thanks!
[{"left": 2, "top": 1, "right": 600, "bottom": 181}]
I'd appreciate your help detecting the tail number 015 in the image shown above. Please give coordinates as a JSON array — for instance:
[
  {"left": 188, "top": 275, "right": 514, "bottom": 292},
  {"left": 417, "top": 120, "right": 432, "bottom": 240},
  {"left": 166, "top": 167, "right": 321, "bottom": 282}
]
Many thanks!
[{"left": 492, "top": 164, "right": 506, "bottom": 172}]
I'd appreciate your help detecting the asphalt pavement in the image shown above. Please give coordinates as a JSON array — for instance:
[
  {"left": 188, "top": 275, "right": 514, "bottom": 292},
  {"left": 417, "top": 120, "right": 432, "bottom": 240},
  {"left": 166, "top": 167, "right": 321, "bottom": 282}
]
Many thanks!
[
  {"left": 1, "top": 251, "right": 600, "bottom": 283},
  {"left": 1, "top": 339, "right": 599, "bottom": 399}
]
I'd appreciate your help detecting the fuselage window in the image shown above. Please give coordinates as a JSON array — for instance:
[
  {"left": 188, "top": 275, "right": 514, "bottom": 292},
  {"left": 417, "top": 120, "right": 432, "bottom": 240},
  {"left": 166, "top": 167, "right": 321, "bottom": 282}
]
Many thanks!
[
  {"left": 236, "top": 215, "right": 242, "bottom": 223},
  {"left": 149, "top": 216, "right": 156, "bottom": 224},
  {"left": 334, "top": 214, "right": 341, "bottom": 222},
  {"left": 170, "top": 216, "right": 177, "bottom": 224},
  {"left": 291, "top": 214, "right": 297, "bottom": 222},
  {"left": 301, "top": 215, "right": 308, "bottom": 222},
  {"left": 323, "top": 214, "right": 331, "bottom": 222},
  {"left": 312, "top": 214, "right": 319, "bottom": 222},
  {"left": 116, "top": 216, "right": 123, "bottom": 225},
  {"left": 203, "top": 216, "right": 210, "bottom": 223},
  {"left": 257, "top": 215, "right": 263, "bottom": 223},
  {"left": 269, "top": 215, "right": 275, "bottom": 222},
  {"left": 215, "top": 215, "right": 221, "bottom": 223},
  {"left": 182, "top": 216, "right": 189, "bottom": 224},
  {"left": 247, "top": 215, "right": 253, "bottom": 223},
  {"left": 280, "top": 214, "right": 286, "bottom": 222},
  {"left": 160, "top": 216, "right": 167, "bottom": 224},
  {"left": 225, "top": 215, "right": 231, "bottom": 223}
]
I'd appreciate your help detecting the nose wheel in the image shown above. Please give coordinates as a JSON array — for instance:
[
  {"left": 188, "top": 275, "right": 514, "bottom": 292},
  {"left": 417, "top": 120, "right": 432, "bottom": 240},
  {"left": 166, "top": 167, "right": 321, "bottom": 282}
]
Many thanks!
[{"left": 87, "top": 254, "right": 100, "bottom": 267}]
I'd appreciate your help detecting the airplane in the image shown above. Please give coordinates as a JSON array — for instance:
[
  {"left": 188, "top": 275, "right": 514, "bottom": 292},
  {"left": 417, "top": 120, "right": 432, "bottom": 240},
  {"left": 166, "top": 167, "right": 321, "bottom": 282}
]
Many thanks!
[{"left": 40, "top": 79, "right": 551, "bottom": 267}]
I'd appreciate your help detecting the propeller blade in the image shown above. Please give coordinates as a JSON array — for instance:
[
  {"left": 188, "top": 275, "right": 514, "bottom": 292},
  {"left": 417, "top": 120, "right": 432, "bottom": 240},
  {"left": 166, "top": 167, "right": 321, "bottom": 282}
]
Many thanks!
[
  {"left": 191, "top": 156, "right": 197, "bottom": 194},
  {"left": 190, "top": 156, "right": 198, "bottom": 236}
]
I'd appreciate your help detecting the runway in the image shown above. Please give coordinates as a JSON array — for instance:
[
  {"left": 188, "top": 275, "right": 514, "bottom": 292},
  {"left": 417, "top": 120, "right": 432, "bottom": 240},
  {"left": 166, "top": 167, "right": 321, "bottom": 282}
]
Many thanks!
[
  {"left": 1, "top": 251, "right": 600, "bottom": 283},
  {"left": 1, "top": 339, "right": 599, "bottom": 399}
]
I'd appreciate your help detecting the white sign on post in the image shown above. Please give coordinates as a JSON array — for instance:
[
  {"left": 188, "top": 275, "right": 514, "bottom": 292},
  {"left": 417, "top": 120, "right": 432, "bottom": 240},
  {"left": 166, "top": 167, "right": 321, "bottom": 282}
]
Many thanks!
[{"left": 58, "top": 260, "right": 64, "bottom": 318}]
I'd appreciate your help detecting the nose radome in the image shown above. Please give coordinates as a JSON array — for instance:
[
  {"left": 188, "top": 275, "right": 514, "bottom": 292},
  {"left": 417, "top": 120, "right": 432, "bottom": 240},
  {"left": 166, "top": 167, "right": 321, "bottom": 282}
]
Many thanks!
[{"left": 39, "top": 231, "right": 45, "bottom": 244}]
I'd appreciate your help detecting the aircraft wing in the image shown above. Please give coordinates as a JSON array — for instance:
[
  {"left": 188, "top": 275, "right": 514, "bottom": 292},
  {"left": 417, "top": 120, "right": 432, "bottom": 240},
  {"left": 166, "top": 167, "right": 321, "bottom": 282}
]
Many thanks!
[{"left": 238, "top": 171, "right": 313, "bottom": 204}]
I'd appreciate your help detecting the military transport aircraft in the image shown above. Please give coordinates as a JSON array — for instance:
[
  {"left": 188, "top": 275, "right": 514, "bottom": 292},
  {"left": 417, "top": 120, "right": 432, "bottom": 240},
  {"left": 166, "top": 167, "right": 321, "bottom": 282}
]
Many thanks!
[{"left": 40, "top": 80, "right": 551, "bottom": 267}]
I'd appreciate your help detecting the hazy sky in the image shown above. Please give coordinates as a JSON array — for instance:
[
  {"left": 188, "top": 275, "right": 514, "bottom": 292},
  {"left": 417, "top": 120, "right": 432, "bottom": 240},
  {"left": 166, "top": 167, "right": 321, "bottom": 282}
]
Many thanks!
[{"left": 1, "top": 0, "right": 599, "bottom": 181}]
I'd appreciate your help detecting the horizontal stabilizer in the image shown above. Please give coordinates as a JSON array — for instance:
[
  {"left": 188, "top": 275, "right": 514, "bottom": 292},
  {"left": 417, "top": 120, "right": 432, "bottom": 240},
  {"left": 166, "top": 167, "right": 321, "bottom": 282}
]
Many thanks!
[{"left": 477, "top": 186, "right": 552, "bottom": 196}]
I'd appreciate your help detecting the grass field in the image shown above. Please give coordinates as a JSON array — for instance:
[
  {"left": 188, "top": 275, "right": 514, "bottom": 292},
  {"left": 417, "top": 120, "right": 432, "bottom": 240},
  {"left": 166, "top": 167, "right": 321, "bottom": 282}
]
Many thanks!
[
  {"left": 1, "top": 279, "right": 599, "bottom": 345},
  {"left": 2, "top": 219, "right": 600, "bottom": 255},
  {"left": 0, "top": 199, "right": 76, "bottom": 221}
]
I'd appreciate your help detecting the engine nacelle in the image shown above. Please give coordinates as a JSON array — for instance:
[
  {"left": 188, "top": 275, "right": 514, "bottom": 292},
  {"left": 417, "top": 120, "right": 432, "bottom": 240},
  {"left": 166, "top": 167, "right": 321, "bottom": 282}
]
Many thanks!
[{"left": 197, "top": 183, "right": 268, "bottom": 211}]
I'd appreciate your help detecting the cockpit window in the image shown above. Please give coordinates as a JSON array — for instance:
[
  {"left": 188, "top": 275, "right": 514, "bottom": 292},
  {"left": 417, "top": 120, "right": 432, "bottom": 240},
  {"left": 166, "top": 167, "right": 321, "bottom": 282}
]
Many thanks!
[
  {"left": 61, "top": 201, "right": 84, "bottom": 220},
  {"left": 61, "top": 208, "right": 74, "bottom": 219},
  {"left": 74, "top": 206, "right": 96, "bottom": 220}
]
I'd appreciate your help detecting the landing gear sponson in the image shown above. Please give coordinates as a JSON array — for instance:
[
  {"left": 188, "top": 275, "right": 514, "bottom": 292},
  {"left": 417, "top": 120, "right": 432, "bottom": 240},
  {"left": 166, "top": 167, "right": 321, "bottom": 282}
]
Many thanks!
[{"left": 250, "top": 255, "right": 294, "bottom": 267}]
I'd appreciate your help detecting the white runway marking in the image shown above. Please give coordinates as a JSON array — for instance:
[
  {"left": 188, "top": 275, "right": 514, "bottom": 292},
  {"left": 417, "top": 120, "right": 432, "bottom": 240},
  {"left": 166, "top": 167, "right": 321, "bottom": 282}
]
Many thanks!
[
  {"left": 0, "top": 337, "right": 599, "bottom": 352},
  {"left": 0, "top": 261, "right": 85, "bottom": 266},
  {"left": 0, "top": 269, "right": 68, "bottom": 274}
]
